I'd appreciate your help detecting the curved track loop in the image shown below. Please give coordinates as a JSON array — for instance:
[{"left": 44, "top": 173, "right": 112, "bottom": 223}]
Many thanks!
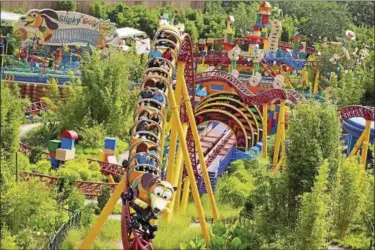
[
  {"left": 195, "top": 70, "right": 304, "bottom": 105},
  {"left": 339, "top": 105, "right": 374, "bottom": 121},
  {"left": 121, "top": 25, "right": 184, "bottom": 250},
  {"left": 195, "top": 102, "right": 255, "bottom": 148}
]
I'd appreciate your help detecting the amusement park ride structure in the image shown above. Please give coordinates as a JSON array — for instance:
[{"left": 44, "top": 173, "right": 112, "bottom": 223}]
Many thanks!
[{"left": 12, "top": 2, "right": 375, "bottom": 250}]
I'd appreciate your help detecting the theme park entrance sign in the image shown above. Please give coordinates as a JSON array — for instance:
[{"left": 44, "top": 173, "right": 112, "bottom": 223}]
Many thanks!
[{"left": 14, "top": 9, "right": 116, "bottom": 48}]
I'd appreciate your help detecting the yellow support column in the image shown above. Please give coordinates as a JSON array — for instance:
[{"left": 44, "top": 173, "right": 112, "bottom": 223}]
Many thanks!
[
  {"left": 173, "top": 169, "right": 183, "bottom": 213},
  {"left": 349, "top": 129, "right": 366, "bottom": 157},
  {"left": 313, "top": 70, "right": 320, "bottom": 94},
  {"left": 167, "top": 86, "right": 210, "bottom": 245},
  {"left": 165, "top": 63, "right": 185, "bottom": 183},
  {"left": 159, "top": 121, "right": 166, "bottom": 162},
  {"left": 79, "top": 175, "right": 127, "bottom": 249},
  {"left": 262, "top": 104, "right": 268, "bottom": 159},
  {"left": 181, "top": 78, "right": 220, "bottom": 222},
  {"left": 166, "top": 120, "right": 178, "bottom": 183},
  {"left": 360, "top": 120, "right": 372, "bottom": 167},
  {"left": 167, "top": 123, "right": 188, "bottom": 222},
  {"left": 280, "top": 115, "right": 287, "bottom": 171},
  {"left": 106, "top": 174, "right": 115, "bottom": 183},
  {"left": 181, "top": 178, "right": 190, "bottom": 214},
  {"left": 272, "top": 100, "right": 285, "bottom": 171}
]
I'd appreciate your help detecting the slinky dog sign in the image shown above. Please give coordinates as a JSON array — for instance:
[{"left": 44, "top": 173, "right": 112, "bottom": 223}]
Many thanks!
[{"left": 14, "top": 9, "right": 116, "bottom": 48}]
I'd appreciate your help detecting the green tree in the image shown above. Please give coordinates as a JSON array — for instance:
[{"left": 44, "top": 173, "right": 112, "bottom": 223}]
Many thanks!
[
  {"left": 67, "top": 188, "right": 85, "bottom": 212},
  {"left": 2, "top": 182, "right": 65, "bottom": 249},
  {"left": 332, "top": 158, "right": 364, "bottom": 238},
  {"left": 229, "top": 2, "right": 258, "bottom": 37},
  {"left": 28, "top": 146, "right": 44, "bottom": 164},
  {"left": 331, "top": 67, "right": 370, "bottom": 108},
  {"left": 295, "top": 161, "right": 330, "bottom": 250},
  {"left": 277, "top": 2, "right": 352, "bottom": 41},
  {"left": 97, "top": 184, "right": 111, "bottom": 212},
  {"left": 0, "top": 83, "right": 26, "bottom": 166},
  {"left": 0, "top": 227, "right": 17, "bottom": 250},
  {"left": 89, "top": 0, "right": 109, "bottom": 19},
  {"left": 346, "top": 1, "right": 375, "bottom": 27},
  {"left": 240, "top": 160, "right": 292, "bottom": 249},
  {"left": 57, "top": 1, "right": 78, "bottom": 11},
  {"left": 286, "top": 101, "right": 341, "bottom": 220}
]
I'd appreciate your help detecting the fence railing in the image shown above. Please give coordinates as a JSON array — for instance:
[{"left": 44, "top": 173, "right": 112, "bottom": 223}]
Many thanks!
[{"left": 46, "top": 210, "right": 81, "bottom": 250}]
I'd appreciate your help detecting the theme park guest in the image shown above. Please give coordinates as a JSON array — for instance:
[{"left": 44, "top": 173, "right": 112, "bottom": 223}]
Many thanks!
[
  {"left": 149, "top": 58, "right": 159, "bottom": 68},
  {"left": 148, "top": 146, "right": 158, "bottom": 157},
  {"left": 160, "top": 61, "right": 169, "bottom": 71},
  {"left": 140, "top": 86, "right": 153, "bottom": 106},
  {"left": 136, "top": 120, "right": 148, "bottom": 133},
  {"left": 154, "top": 81, "right": 165, "bottom": 91},
  {"left": 135, "top": 152, "right": 148, "bottom": 165},
  {"left": 151, "top": 113, "right": 160, "bottom": 123},
  {"left": 162, "top": 48, "right": 173, "bottom": 61},
  {"left": 149, "top": 46, "right": 162, "bottom": 59},
  {"left": 152, "top": 91, "right": 164, "bottom": 108},
  {"left": 147, "top": 157, "right": 157, "bottom": 167}
]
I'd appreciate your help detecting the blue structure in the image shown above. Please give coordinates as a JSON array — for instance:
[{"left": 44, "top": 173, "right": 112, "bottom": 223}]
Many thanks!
[
  {"left": 342, "top": 117, "right": 374, "bottom": 158},
  {"left": 61, "top": 137, "right": 75, "bottom": 150},
  {"left": 105, "top": 137, "right": 117, "bottom": 150}
]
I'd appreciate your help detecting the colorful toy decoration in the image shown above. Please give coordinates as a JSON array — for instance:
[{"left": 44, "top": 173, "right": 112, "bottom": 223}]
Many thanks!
[
  {"left": 98, "top": 137, "right": 118, "bottom": 164},
  {"left": 14, "top": 9, "right": 116, "bottom": 48},
  {"left": 48, "top": 130, "right": 78, "bottom": 168}
]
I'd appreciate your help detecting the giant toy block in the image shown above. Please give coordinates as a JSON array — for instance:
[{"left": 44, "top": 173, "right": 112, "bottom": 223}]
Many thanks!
[{"left": 48, "top": 130, "right": 78, "bottom": 167}]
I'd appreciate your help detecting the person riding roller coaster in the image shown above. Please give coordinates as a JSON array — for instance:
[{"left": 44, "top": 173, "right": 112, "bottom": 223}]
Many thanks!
[
  {"left": 162, "top": 48, "right": 173, "bottom": 61},
  {"left": 151, "top": 91, "right": 165, "bottom": 109},
  {"left": 140, "top": 86, "right": 153, "bottom": 106}
]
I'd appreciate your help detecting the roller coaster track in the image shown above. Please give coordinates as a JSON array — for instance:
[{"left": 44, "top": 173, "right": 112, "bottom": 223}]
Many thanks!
[
  {"left": 339, "top": 105, "right": 374, "bottom": 121},
  {"left": 87, "top": 159, "right": 125, "bottom": 179},
  {"left": 25, "top": 101, "right": 49, "bottom": 113},
  {"left": 204, "top": 130, "right": 233, "bottom": 167},
  {"left": 119, "top": 26, "right": 197, "bottom": 250},
  {"left": 195, "top": 70, "right": 303, "bottom": 105},
  {"left": 20, "top": 171, "right": 117, "bottom": 198},
  {"left": 193, "top": 39, "right": 316, "bottom": 54}
]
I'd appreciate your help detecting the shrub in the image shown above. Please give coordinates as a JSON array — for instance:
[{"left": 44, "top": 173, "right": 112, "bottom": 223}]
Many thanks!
[
  {"left": 78, "top": 124, "right": 106, "bottom": 149},
  {"left": 97, "top": 184, "right": 111, "bottom": 213},
  {"left": 29, "top": 146, "right": 44, "bottom": 164}
]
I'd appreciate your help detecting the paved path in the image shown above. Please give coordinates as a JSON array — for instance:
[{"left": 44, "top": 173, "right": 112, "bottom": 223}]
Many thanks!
[
  {"left": 328, "top": 245, "right": 351, "bottom": 250},
  {"left": 20, "top": 123, "right": 41, "bottom": 137}
]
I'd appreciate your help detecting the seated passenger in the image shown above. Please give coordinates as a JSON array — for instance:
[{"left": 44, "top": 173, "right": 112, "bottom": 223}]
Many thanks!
[
  {"left": 149, "top": 46, "right": 162, "bottom": 59},
  {"left": 149, "top": 58, "right": 160, "bottom": 68},
  {"left": 160, "top": 61, "right": 169, "bottom": 71},
  {"left": 148, "top": 124, "right": 159, "bottom": 135},
  {"left": 155, "top": 81, "right": 166, "bottom": 91},
  {"left": 140, "top": 86, "right": 153, "bottom": 105},
  {"left": 162, "top": 48, "right": 173, "bottom": 61},
  {"left": 151, "top": 113, "right": 160, "bottom": 123},
  {"left": 148, "top": 146, "right": 158, "bottom": 157},
  {"left": 147, "top": 157, "right": 157, "bottom": 167},
  {"left": 135, "top": 152, "right": 148, "bottom": 165},
  {"left": 151, "top": 91, "right": 165, "bottom": 108}
]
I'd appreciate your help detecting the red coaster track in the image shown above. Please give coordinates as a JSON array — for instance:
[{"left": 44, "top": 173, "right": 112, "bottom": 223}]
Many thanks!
[{"left": 25, "top": 101, "right": 49, "bottom": 113}]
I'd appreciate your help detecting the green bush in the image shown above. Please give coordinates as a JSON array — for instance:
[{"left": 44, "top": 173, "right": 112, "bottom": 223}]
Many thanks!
[
  {"left": 97, "top": 184, "right": 111, "bottom": 213},
  {"left": 78, "top": 124, "right": 106, "bottom": 149},
  {"left": 61, "top": 228, "right": 82, "bottom": 250},
  {"left": 81, "top": 203, "right": 97, "bottom": 228},
  {"left": 153, "top": 213, "right": 202, "bottom": 249},
  {"left": 29, "top": 146, "right": 44, "bottom": 164},
  {"left": 215, "top": 160, "right": 254, "bottom": 208},
  {"left": 113, "top": 204, "right": 122, "bottom": 214}
]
